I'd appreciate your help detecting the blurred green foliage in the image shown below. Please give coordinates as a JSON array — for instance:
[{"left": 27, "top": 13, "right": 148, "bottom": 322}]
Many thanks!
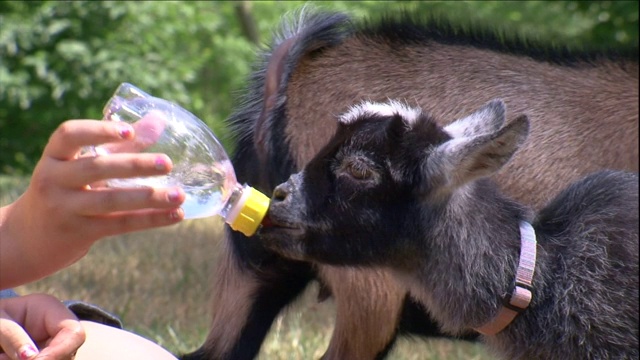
[{"left": 1, "top": 0, "right": 637, "bottom": 174}]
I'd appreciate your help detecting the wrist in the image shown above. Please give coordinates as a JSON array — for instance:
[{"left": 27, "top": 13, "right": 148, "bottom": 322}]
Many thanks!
[{"left": 1, "top": 198, "right": 88, "bottom": 288}]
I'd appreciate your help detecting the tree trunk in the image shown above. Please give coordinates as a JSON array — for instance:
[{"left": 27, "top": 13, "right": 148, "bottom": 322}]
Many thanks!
[{"left": 235, "top": 1, "right": 260, "bottom": 45}]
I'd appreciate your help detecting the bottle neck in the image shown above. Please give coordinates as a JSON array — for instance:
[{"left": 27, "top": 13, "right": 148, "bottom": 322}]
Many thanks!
[{"left": 219, "top": 183, "right": 247, "bottom": 222}]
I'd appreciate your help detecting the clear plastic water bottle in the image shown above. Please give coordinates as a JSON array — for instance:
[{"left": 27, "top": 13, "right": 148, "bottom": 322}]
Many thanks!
[{"left": 85, "top": 83, "right": 269, "bottom": 237}]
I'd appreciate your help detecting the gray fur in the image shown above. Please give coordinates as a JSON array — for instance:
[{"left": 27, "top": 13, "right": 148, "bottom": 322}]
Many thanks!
[
  {"left": 443, "top": 99, "right": 506, "bottom": 138},
  {"left": 428, "top": 104, "right": 529, "bottom": 196}
]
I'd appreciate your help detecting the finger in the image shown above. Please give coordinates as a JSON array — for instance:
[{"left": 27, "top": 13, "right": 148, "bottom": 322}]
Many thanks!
[
  {"left": 70, "top": 187, "right": 185, "bottom": 216},
  {"left": 0, "top": 313, "right": 40, "bottom": 360},
  {"left": 90, "top": 208, "right": 185, "bottom": 237},
  {"left": 43, "top": 120, "right": 134, "bottom": 161},
  {"left": 45, "top": 153, "right": 173, "bottom": 189}
]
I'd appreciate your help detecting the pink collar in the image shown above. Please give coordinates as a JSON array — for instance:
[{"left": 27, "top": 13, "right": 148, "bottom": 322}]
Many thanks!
[{"left": 475, "top": 221, "right": 538, "bottom": 336}]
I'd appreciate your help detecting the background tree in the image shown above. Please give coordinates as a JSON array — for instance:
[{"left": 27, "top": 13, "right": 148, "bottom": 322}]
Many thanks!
[{"left": 1, "top": 0, "right": 637, "bottom": 174}]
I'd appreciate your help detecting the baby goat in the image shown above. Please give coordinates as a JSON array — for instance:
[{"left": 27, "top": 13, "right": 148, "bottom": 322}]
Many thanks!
[{"left": 260, "top": 99, "right": 639, "bottom": 359}]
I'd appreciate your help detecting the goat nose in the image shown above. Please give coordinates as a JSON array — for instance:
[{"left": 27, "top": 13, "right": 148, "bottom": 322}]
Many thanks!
[
  {"left": 272, "top": 172, "right": 302, "bottom": 202},
  {"left": 272, "top": 182, "right": 289, "bottom": 202}
]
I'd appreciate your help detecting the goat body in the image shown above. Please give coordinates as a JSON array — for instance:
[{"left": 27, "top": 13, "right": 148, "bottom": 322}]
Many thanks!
[
  {"left": 261, "top": 100, "right": 640, "bottom": 359},
  {"left": 182, "top": 7, "right": 639, "bottom": 360}
]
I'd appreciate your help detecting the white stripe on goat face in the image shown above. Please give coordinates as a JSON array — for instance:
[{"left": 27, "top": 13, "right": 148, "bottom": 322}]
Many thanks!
[{"left": 339, "top": 100, "right": 423, "bottom": 127}]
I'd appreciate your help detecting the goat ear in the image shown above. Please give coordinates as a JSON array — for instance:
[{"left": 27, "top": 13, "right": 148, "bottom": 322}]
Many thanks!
[
  {"left": 443, "top": 99, "right": 506, "bottom": 138},
  {"left": 426, "top": 115, "right": 530, "bottom": 191}
]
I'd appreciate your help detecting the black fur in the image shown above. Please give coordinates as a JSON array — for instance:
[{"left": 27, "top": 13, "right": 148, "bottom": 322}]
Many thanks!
[{"left": 358, "top": 10, "right": 639, "bottom": 66}]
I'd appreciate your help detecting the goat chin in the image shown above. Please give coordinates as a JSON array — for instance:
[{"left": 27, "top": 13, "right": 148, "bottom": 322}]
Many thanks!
[{"left": 258, "top": 228, "right": 308, "bottom": 262}]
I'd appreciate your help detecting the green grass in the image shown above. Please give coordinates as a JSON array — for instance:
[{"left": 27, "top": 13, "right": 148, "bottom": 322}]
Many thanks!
[
  {"left": 5, "top": 178, "right": 491, "bottom": 359},
  {"left": 0, "top": 175, "right": 30, "bottom": 204}
]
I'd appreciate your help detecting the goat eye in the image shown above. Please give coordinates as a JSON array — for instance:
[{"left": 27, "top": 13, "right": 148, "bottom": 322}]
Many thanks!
[
  {"left": 333, "top": 154, "right": 380, "bottom": 184},
  {"left": 345, "top": 161, "right": 373, "bottom": 180}
]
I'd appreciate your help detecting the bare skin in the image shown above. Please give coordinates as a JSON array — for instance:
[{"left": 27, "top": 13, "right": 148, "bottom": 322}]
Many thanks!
[{"left": 76, "top": 321, "right": 177, "bottom": 360}]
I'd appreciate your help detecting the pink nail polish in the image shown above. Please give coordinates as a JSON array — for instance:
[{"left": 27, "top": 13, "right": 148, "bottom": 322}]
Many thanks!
[
  {"left": 168, "top": 189, "right": 181, "bottom": 203},
  {"left": 117, "top": 123, "right": 133, "bottom": 139},
  {"left": 155, "top": 156, "right": 168, "bottom": 171},
  {"left": 18, "top": 344, "right": 39, "bottom": 360}
]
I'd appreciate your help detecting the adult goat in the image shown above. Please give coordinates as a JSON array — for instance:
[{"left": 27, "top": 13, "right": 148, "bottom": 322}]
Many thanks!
[{"left": 182, "top": 7, "right": 638, "bottom": 360}]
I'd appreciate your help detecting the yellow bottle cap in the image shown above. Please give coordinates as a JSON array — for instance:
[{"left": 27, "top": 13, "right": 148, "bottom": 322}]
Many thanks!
[{"left": 228, "top": 186, "right": 270, "bottom": 237}]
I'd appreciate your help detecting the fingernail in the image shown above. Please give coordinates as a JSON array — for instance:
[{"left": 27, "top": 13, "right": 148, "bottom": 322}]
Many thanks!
[
  {"left": 18, "top": 344, "right": 39, "bottom": 360},
  {"left": 168, "top": 189, "right": 182, "bottom": 203},
  {"left": 155, "top": 156, "right": 169, "bottom": 171},
  {"left": 116, "top": 123, "right": 133, "bottom": 139},
  {"left": 170, "top": 208, "right": 184, "bottom": 221}
]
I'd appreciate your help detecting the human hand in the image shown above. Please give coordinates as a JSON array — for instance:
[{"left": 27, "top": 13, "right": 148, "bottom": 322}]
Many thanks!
[
  {"left": 0, "top": 294, "right": 85, "bottom": 360},
  {"left": 0, "top": 119, "right": 186, "bottom": 288}
]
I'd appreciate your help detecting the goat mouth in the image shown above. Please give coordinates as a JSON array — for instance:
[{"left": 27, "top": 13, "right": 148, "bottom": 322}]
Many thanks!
[
  {"left": 260, "top": 214, "right": 297, "bottom": 229},
  {"left": 259, "top": 216, "right": 305, "bottom": 236}
]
